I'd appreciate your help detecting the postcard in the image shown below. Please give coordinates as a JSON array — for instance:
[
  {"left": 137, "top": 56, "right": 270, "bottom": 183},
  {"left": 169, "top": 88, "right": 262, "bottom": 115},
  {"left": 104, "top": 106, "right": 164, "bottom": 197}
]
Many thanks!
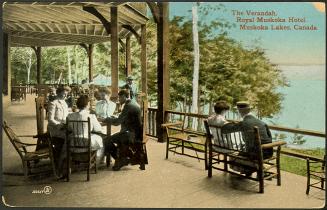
[{"left": 1, "top": 1, "right": 325, "bottom": 208}]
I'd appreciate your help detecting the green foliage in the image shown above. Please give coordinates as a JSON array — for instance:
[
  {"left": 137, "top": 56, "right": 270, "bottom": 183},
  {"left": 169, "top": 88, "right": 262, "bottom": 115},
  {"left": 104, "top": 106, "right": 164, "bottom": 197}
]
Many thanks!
[
  {"left": 11, "top": 48, "right": 36, "bottom": 84},
  {"left": 168, "top": 4, "right": 288, "bottom": 117},
  {"left": 273, "top": 133, "right": 288, "bottom": 141},
  {"left": 290, "top": 125, "right": 307, "bottom": 145},
  {"left": 281, "top": 147, "right": 325, "bottom": 177},
  {"left": 10, "top": 4, "right": 288, "bottom": 119}
]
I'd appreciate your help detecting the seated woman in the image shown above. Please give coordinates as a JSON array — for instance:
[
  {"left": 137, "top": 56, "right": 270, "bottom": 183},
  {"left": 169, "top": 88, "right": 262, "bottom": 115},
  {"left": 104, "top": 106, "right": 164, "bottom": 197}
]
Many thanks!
[
  {"left": 207, "top": 100, "right": 231, "bottom": 148},
  {"left": 47, "top": 85, "right": 71, "bottom": 139},
  {"left": 95, "top": 87, "right": 116, "bottom": 119},
  {"left": 66, "top": 95, "right": 105, "bottom": 163}
]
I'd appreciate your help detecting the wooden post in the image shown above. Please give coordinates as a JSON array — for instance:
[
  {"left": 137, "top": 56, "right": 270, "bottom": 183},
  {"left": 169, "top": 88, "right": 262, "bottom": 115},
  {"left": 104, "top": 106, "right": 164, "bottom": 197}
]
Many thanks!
[
  {"left": 111, "top": 6, "right": 119, "bottom": 100},
  {"left": 156, "top": 3, "right": 170, "bottom": 142},
  {"left": 36, "top": 47, "right": 42, "bottom": 85},
  {"left": 141, "top": 24, "right": 147, "bottom": 95},
  {"left": 88, "top": 44, "right": 94, "bottom": 83},
  {"left": 3, "top": 33, "right": 11, "bottom": 97},
  {"left": 126, "top": 36, "right": 132, "bottom": 76}
]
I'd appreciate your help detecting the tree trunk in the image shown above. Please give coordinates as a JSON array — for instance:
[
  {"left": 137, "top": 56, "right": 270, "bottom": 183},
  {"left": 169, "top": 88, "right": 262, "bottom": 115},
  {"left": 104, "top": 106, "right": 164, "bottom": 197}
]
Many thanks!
[
  {"left": 191, "top": 3, "right": 200, "bottom": 130},
  {"left": 26, "top": 48, "right": 32, "bottom": 84},
  {"left": 66, "top": 47, "right": 72, "bottom": 84},
  {"left": 74, "top": 46, "right": 78, "bottom": 83},
  {"left": 208, "top": 95, "right": 213, "bottom": 115}
]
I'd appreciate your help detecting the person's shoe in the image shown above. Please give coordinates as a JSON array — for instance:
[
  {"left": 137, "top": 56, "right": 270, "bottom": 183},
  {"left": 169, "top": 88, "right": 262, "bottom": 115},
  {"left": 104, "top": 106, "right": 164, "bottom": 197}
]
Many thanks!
[
  {"left": 112, "top": 158, "right": 130, "bottom": 171},
  {"left": 256, "top": 172, "right": 273, "bottom": 180},
  {"left": 130, "top": 156, "right": 140, "bottom": 165},
  {"left": 245, "top": 172, "right": 253, "bottom": 177},
  {"left": 264, "top": 172, "right": 273, "bottom": 180}
]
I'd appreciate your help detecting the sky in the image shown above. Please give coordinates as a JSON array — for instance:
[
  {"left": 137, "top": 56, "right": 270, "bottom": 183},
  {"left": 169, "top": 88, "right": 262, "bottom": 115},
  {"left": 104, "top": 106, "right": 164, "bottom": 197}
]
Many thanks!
[{"left": 169, "top": 2, "right": 326, "bottom": 65}]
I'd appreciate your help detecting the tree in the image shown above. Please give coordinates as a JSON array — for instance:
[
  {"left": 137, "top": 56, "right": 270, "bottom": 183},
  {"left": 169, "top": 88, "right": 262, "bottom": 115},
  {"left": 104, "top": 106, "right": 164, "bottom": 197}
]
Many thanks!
[
  {"left": 168, "top": 4, "right": 288, "bottom": 118},
  {"left": 291, "top": 125, "right": 307, "bottom": 145},
  {"left": 11, "top": 48, "right": 36, "bottom": 84},
  {"left": 191, "top": 3, "right": 200, "bottom": 129},
  {"left": 66, "top": 47, "right": 72, "bottom": 84}
]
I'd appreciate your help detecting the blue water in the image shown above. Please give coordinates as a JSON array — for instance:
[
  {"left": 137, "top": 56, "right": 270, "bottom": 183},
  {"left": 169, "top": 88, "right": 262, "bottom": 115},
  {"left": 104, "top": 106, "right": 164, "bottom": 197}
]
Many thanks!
[
  {"left": 172, "top": 65, "right": 325, "bottom": 148},
  {"left": 263, "top": 65, "right": 325, "bottom": 149}
]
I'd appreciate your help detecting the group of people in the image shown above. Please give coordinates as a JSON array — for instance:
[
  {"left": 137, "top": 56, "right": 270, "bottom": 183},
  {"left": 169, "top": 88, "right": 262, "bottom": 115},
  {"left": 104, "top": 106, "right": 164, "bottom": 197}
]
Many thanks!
[
  {"left": 46, "top": 77, "right": 143, "bottom": 179},
  {"left": 207, "top": 100, "right": 273, "bottom": 177}
]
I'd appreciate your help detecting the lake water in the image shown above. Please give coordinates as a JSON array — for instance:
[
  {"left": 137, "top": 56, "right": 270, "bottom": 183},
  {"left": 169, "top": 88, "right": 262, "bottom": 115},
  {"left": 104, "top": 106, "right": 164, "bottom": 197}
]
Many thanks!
[
  {"left": 262, "top": 65, "right": 325, "bottom": 149},
  {"left": 167, "top": 65, "right": 326, "bottom": 149}
]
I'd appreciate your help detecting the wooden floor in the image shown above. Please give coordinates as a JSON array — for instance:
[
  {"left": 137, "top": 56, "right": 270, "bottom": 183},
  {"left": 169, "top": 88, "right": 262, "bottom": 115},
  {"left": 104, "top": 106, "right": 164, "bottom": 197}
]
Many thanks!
[{"left": 1, "top": 94, "right": 325, "bottom": 208}]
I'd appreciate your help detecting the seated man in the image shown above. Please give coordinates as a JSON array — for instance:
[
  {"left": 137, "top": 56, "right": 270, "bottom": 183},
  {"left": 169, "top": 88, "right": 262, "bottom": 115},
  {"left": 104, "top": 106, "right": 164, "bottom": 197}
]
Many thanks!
[
  {"left": 95, "top": 87, "right": 116, "bottom": 119},
  {"left": 222, "top": 101, "right": 273, "bottom": 176},
  {"left": 103, "top": 89, "right": 143, "bottom": 171}
]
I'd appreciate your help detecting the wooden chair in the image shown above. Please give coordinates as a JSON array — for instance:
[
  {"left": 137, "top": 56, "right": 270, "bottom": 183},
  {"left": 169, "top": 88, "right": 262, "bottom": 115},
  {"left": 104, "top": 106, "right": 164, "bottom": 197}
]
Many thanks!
[
  {"left": 162, "top": 114, "right": 207, "bottom": 168},
  {"left": 306, "top": 155, "right": 326, "bottom": 194},
  {"left": 130, "top": 98, "right": 149, "bottom": 170},
  {"left": 106, "top": 98, "right": 149, "bottom": 170},
  {"left": 204, "top": 120, "right": 286, "bottom": 193},
  {"left": 36, "top": 84, "right": 49, "bottom": 97},
  {"left": 66, "top": 117, "right": 97, "bottom": 181},
  {"left": 2, "top": 121, "right": 56, "bottom": 180},
  {"left": 34, "top": 96, "right": 49, "bottom": 151}
]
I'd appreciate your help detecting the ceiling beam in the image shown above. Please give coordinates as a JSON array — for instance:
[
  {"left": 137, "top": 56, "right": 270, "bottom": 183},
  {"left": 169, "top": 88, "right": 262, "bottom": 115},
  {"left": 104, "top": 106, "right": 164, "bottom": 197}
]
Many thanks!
[
  {"left": 83, "top": 6, "right": 111, "bottom": 35},
  {"left": 122, "top": 24, "right": 140, "bottom": 44},
  {"left": 146, "top": 2, "right": 159, "bottom": 23}
]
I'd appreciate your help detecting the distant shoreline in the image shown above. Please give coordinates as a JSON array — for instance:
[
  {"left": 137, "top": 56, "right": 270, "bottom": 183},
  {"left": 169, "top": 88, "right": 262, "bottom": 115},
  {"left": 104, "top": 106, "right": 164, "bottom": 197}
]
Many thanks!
[{"left": 277, "top": 64, "right": 325, "bottom": 66}]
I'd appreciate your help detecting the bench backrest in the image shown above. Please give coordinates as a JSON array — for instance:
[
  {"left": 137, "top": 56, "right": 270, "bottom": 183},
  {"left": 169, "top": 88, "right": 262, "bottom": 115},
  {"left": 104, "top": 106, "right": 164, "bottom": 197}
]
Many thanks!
[{"left": 204, "top": 120, "right": 263, "bottom": 158}]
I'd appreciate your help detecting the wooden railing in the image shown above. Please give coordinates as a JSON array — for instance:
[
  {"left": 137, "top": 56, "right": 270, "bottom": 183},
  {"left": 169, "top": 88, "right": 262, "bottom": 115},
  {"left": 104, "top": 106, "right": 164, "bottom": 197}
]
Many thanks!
[
  {"left": 146, "top": 108, "right": 158, "bottom": 137},
  {"left": 145, "top": 108, "right": 326, "bottom": 162}
]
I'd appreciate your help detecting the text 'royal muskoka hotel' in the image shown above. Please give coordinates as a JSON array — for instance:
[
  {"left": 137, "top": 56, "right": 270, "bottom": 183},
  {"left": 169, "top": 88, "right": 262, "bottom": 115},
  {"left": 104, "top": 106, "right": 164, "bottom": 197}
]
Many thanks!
[{"left": 234, "top": 10, "right": 318, "bottom": 31}]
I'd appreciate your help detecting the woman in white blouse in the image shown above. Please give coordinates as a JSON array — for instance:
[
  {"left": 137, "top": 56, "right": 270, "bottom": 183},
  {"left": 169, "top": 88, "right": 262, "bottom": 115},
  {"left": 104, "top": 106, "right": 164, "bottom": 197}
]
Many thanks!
[
  {"left": 67, "top": 95, "right": 105, "bottom": 161},
  {"left": 47, "top": 86, "right": 70, "bottom": 139},
  {"left": 95, "top": 87, "right": 116, "bottom": 119}
]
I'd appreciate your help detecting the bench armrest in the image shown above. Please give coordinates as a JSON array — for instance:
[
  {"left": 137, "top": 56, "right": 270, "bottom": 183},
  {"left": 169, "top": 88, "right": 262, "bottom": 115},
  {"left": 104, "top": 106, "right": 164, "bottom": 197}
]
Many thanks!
[
  {"left": 17, "top": 135, "right": 37, "bottom": 138},
  {"left": 307, "top": 157, "right": 325, "bottom": 164},
  {"left": 161, "top": 121, "right": 183, "bottom": 128},
  {"left": 261, "top": 141, "right": 286, "bottom": 149},
  {"left": 13, "top": 139, "right": 38, "bottom": 146}
]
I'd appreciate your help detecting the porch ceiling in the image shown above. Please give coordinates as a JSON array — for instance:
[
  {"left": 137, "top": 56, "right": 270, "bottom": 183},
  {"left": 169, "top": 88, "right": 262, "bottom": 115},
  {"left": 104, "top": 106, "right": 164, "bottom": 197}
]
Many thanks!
[{"left": 2, "top": 2, "right": 148, "bottom": 47}]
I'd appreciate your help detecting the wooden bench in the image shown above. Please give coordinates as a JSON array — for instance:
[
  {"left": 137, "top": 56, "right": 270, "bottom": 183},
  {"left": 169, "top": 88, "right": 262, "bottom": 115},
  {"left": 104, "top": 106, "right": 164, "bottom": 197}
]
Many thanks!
[
  {"left": 204, "top": 120, "right": 286, "bottom": 193},
  {"left": 162, "top": 119, "right": 207, "bottom": 169}
]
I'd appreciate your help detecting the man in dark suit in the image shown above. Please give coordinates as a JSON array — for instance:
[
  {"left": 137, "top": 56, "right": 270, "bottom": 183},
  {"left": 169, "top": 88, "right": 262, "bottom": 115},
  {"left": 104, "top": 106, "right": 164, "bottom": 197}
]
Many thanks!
[
  {"left": 222, "top": 101, "right": 273, "bottom": 175},
  {"left": 103, "top": 89, "right": 143, "bottom": 171}
]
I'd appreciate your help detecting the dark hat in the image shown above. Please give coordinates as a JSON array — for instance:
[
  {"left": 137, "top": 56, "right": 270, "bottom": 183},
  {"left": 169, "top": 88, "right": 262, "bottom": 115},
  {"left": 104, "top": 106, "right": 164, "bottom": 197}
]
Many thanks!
[
  {"left": 126, "top": 76, "right": 134, "bottom": 81},
  {"left": 235, "top": 101, "right": 251, "bottom": 109}
]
